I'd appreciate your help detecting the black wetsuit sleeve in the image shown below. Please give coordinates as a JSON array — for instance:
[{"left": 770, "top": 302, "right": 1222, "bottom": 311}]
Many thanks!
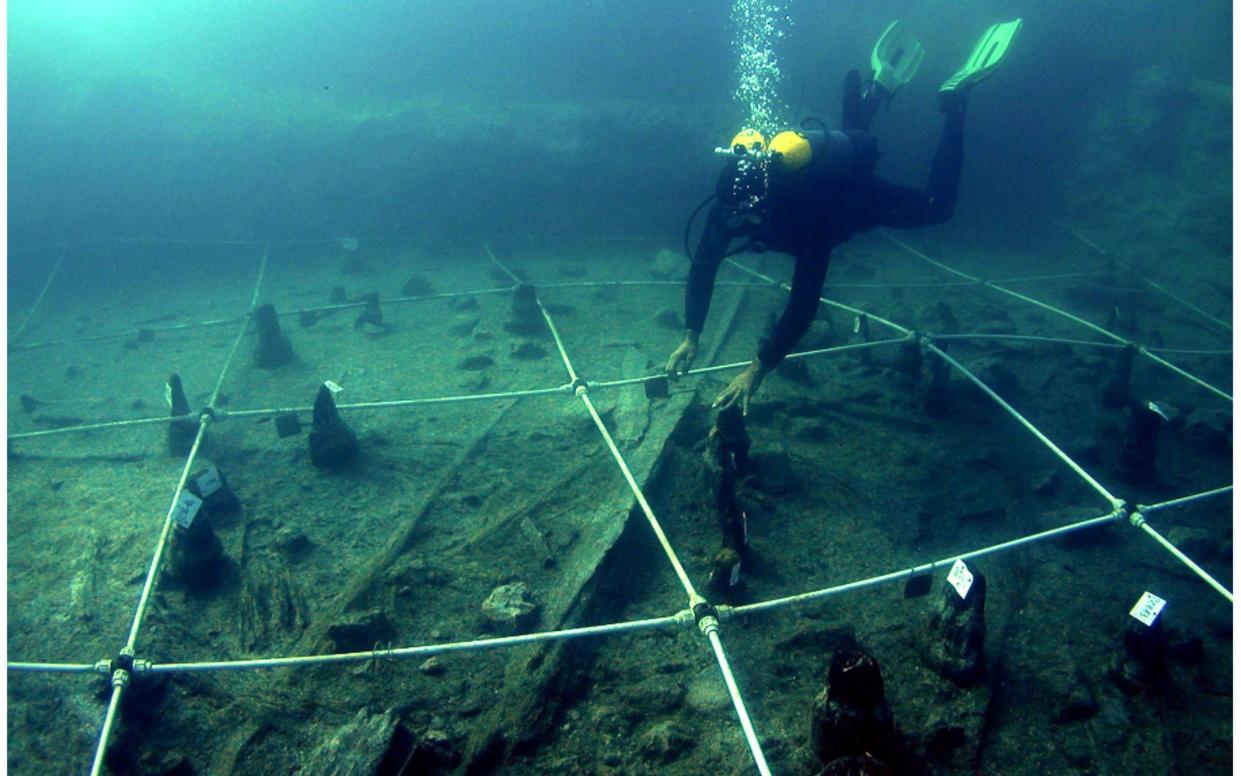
[
  {"left": 756, "top": 252, "right": 829, "bottom": 368},
  {"left": 684, "top": 202, "right": 733, "bottom": 334},
  {"left": 870, "top": 103, "right": 966, "bottom": 229}
]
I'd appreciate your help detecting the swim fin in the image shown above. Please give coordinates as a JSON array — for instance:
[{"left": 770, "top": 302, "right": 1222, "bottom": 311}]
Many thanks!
[
  {"left": 870, "top": 20, "right": 925, "bottom": 96},
  {"left": 939, "top": 19, "right": 1023, "bottom": 95}
]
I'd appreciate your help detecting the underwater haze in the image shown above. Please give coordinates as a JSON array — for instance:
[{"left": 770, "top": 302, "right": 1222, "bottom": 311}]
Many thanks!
[
  {"left": 9, "top": 1, "right": 1232, "bottom": 260},
  {"left": 7, "top": 1, "right": 1234, "bottom": 775}
]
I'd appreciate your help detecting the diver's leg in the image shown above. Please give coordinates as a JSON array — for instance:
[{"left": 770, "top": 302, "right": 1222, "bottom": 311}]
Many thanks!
[
  {"left": 925, "top": 100, "right": 966, "bottom": 221},
  {"left": 842, "top": 69, "right": 894, "bottom": 132}
]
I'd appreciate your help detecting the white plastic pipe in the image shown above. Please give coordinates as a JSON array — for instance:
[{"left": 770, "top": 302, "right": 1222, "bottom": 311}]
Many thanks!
[
  {"left": 1130, "top": 511, "right": 1233, "bottom": 602},
  {"left": 733, "top": 510, "right": 1122, "bottom": 617},
  {"left": 146, "top": 614, "right": 684, "bottom": 674},
  {"left": 706, "top": 628, "right": 772, "bottom": 775}
]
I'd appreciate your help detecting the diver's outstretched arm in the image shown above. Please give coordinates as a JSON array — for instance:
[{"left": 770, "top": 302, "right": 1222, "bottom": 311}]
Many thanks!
[
  {"left": 669, "top": 203, "right": 733, "bottom": 377},
  {"left": 684, "top": 202, "right": 733, "bottom": 335},
  {"left": 755, "top": 252, "right": 829, "bottom": 369}
]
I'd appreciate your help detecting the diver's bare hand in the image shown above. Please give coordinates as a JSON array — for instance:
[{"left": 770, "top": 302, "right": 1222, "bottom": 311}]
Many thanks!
[
  {"left": 665, "top": 332, "right": 700, "bottom": 379},
  {"left": 713, "top": 359, "right": 769, "bottom": 415}
]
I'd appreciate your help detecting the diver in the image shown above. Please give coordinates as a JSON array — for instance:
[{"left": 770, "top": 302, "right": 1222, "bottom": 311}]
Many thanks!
[{"left": 666, "top": 20, "right": 1022, "bottom": 414}]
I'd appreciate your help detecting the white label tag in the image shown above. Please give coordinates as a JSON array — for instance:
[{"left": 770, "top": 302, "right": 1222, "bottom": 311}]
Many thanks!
[
  {"left": 740, "top": 509, "right": 749, "bottom": 547},
  {"left": 172, "top": 490, "right": 203, "bottom": 529},
  {"left": 324, "top": 380, "right": 343, "bottom": 395},
  {"left": 164, "top": 383, "right": 173, "bottom": 408},
  {"left": 1129, "top": 591, "right": 1166, "bottom": 626},
  {"left": 946, "top": 559, "right": 974, "bottom": 599},
  {"left": 729, "top": 561, "right": 742, "bottom": 588},
  {"left": 195, "top": 467, "right": 223, "bottom": 497},
  {"left": 341, "top": 237, "right": 358, "bottom": 252},
  {"left": 853, "top": 316, "right": 862, "bottom": 334}
]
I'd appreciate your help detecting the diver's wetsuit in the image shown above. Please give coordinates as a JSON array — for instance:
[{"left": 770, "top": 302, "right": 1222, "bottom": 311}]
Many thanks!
[{"left": 686, "top": 102, "right": 966, "bottom": 368}]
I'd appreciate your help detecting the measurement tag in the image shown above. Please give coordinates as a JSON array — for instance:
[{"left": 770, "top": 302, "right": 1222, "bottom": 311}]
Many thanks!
[
  {"left": 853, "top": 316, "right": 861, "bottom": 334},
  {"left": 172, "top": 490, "right": 203, "bottom": 529},
  {"left": 341, "top": 237, "right": 359, "bottom": 252},
  {"left": 324, "top": 380, "right": 344, "bottom": 395},
  {"left": 946, "top": 559, "right": 974, "bottom": 599},
  {"left": 1129, "top": 591, "right": 1166, "bottom": 626},
  {"left": 195, "top": 467, "right": 223, "bottom": 498},
  {"left": 729, "top": 561, "right": 742, "bottom": 588}
]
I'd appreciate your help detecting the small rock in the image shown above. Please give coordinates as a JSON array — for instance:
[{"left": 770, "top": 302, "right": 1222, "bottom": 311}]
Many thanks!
[
  {"left": 1168, "top": 630, "right": 1206, "bottom": 665},
  {"left": 1165, "top": 526, "right": 1225, "bottom": 565},
  {"left": 802, "top": 319, "right": 837, "bottom": 350},
  {"left": 481, "top": 582, "right": 538, "bottom": 634},
  {"left": 447, "top": 315, "right": 479, "bottom": 338},
  {"left": 327, "top": 610, "right": 396, "bottom": 654},
  {"left": 510, "top": 342, "right": 547, "bottom": 360},
  {"left": 639, "top": 719, "right": 694, "bottom": 764},
  {"left": 274, "top": 527, "right": 313, "bottom": 558},
  {"left": 650, "top": 307, "right": 684, "bottom": 330},
  {"left": 972, "top": 358, "right": 1020, "bottom": 398},
  {"left": 301, "top": 708, "right": 397, "bottom": 776},
  {"left": 747, "top": 444, "right": 797, "bottom": 495},
  {"left": 413, "top": 727, "right": 460, "bottom": 769},
  {"left": 649, "top": 248, "right": 687, "bottom": 280},
  {"left": 401, "top": 274, "right": 435, "bottom": 297},
  {"left": 1177, "top": 408, "right": 1230, "bottom": 456},
  {"left": 419, "top": 657, "right": 446, "bottom": 676},
  {"left": 1028, "top": 468, "right": 1059, "bottom": 494},
  {"left": 684, "top": 672, "right": 730, "bottom": 712},
  {"left": 458, "top": 354, "right": 495, "bottom": 371},
  {"left": 957, "top": 506, "right": 1006, "bottom": 524},
  {"left": 1054, "top": 668, "right": 1099, "bottom": 723},
  {"left": 1059, "top": 729, "right": 1093, "bottom": 767},
  {"left": 924, "top": 723, "right": 967, "bottom": 761},
  {"left": 1089, "top": 686, "right": 1130, "bottom": 746}
]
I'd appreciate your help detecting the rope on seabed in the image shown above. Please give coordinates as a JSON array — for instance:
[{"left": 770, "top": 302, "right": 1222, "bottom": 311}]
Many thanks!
[
  {"left": 11, "top": 247, "right": 67, "bottom": 344},
  {"left": 879, "top": 231, "right": 1233, "bottom": 403}
]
